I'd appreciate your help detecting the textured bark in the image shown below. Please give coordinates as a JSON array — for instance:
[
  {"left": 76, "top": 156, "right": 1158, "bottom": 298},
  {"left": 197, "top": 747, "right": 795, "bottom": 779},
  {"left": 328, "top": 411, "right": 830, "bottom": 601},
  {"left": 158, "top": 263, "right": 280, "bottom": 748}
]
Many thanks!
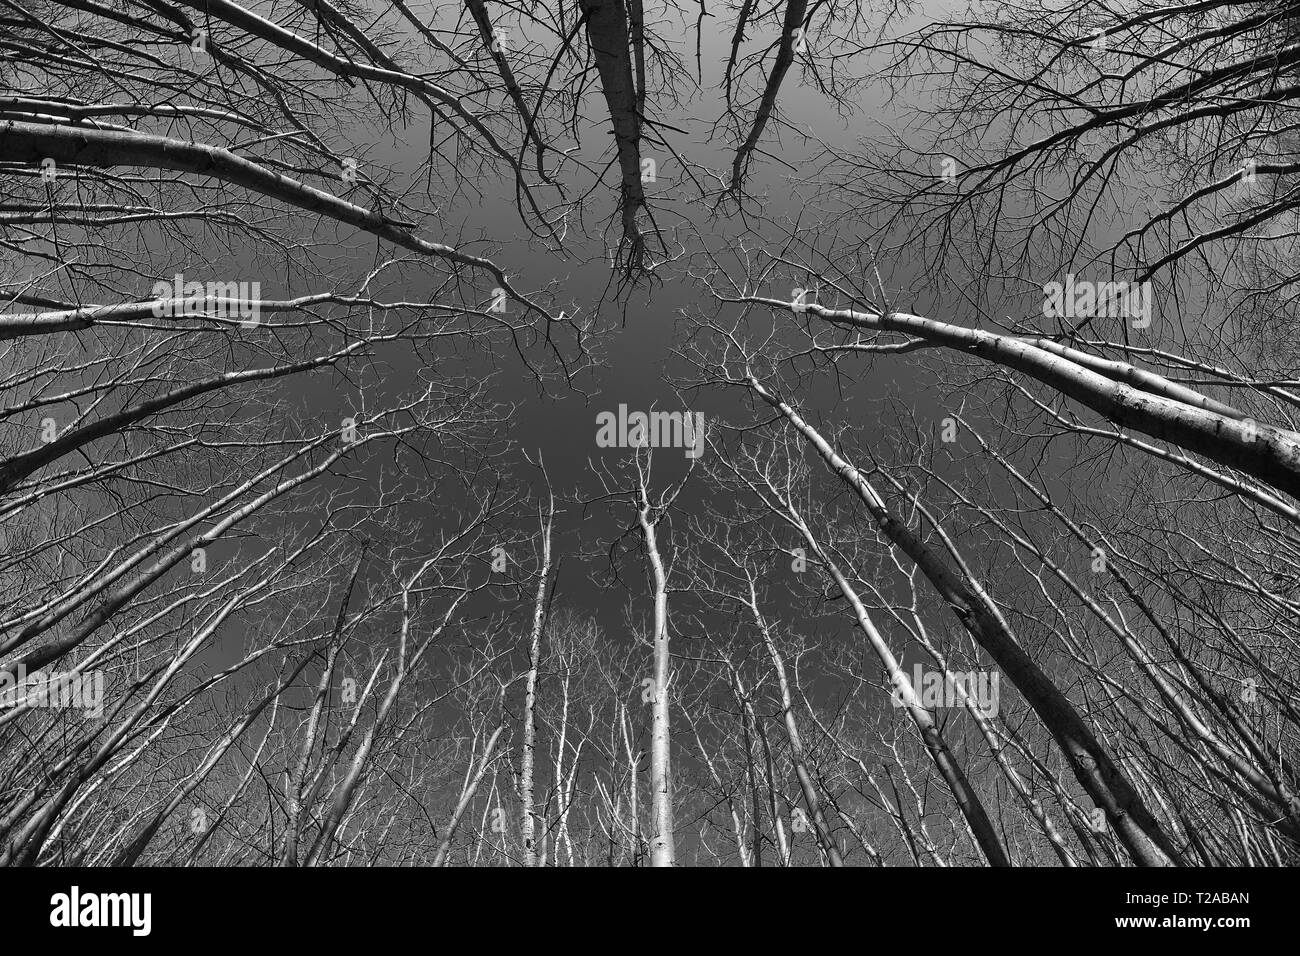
[
  {"left": 737, "top": 296, "right": 1300, "bottom": 503},
  {"left": 640, "top": 503, "right": 675, "bottom": 866},
  {"left": 518, "top": 494, "right": 554, "bottom": 866}
]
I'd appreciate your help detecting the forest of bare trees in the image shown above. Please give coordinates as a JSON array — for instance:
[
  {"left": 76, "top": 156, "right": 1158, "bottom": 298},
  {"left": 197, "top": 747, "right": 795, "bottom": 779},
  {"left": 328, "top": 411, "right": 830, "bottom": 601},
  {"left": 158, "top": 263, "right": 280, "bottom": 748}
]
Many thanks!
[{"left": 0, "top": 0, "right": 1297, "bottom": 881}]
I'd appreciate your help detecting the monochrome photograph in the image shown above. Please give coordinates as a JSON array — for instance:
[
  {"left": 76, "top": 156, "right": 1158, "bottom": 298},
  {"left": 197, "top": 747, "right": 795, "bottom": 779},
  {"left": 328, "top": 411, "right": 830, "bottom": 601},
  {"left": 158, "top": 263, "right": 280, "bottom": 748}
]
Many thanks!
[{"left": 0, "top": 0, "right": 1288, "bottom": 935}]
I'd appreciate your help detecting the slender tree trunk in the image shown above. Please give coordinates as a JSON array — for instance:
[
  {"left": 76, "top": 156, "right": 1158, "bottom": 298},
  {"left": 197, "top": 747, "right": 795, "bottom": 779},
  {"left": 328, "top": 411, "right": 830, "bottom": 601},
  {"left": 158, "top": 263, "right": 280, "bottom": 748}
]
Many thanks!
[
  {"left": 283, "top": 550, "right": 366, "bottom": 866},
  {"left": 729, "top": 0, "right": 808, "bottom": 190},
  {"left": 638, "top": 472, "right": 675, "bottom": 866},
  {"left": 519, "top": 492, "right": 554, "bottom": 866},
  {"left": 744, "top": 578, "right": 843, "bottom": 866},
  {"left": 747, "top": 375, "right": 1180, "bottom": 866},
  {"left": 433, "top": 724, "right": 506, "bottom": 867},
  {"left": 737, "top": 448, "right": 1010, "bottom": 866}
]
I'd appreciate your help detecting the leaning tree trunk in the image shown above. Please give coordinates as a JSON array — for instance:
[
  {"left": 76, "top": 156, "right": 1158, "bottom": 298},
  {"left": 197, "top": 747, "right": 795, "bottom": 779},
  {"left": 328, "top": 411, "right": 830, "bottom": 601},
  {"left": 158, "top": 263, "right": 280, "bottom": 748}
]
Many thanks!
[
  {"left": 748, "top": 375, "right": 1182, "bottom": 866},
  {"left": 744, "top": 577, "right": 843, "bottom": 866},
  {"left": 777, "top": 495, "right": 1011, "bottom": 867}
]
